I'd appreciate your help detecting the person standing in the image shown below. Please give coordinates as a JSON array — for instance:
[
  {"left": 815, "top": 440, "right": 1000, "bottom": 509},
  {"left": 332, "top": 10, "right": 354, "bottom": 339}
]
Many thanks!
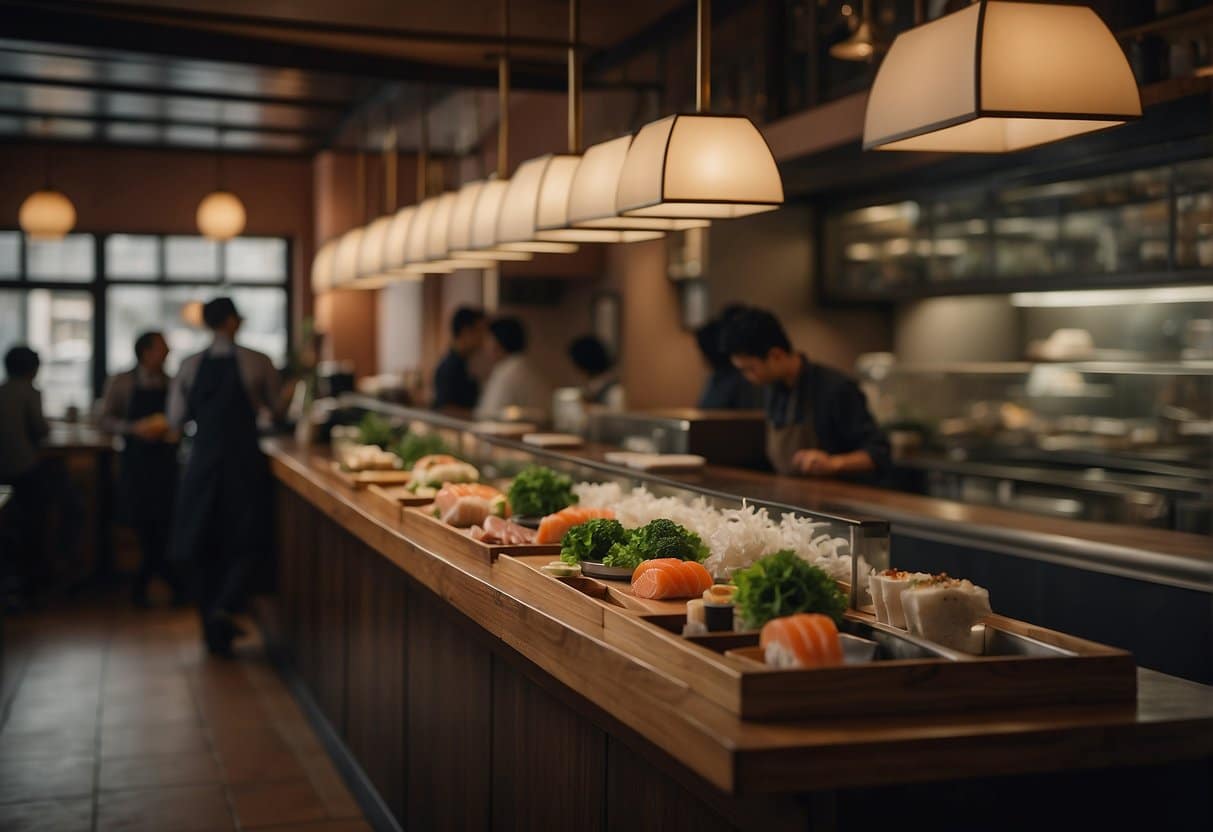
[
  {"left": 168, "top": 298, "right": 281, "bottom": 656},
  {"left": 567, "top": 335, "right": 625, "bottom": 411},
  {"left": 99, "top": 331, "right": 184, "bottom": 607},
  {"left": 0, "top": 346, "right": 82, "bottom": 601},
  {"left": 432, "top": 306, "right": 486, "bottom": 412},
  {"left": 474, "top": 317, "right": 550, "bottom": 421},
  {"left": 720, "top": 307, "right": 890, "bottom": 480},
  {"left": 695, "top": 316, "right": 762, "bottom": 410}
]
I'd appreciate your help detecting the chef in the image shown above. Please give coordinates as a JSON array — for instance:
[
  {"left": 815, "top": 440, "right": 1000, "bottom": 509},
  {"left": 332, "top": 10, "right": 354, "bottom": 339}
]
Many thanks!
[
  {"left": 719, "top": 306, "right": 890, "bottom": 479},
  {"left": 168, "top": 297, "right": 281, "bottom": 656},
  {"left": 99, "top": 331, "right": 184, "bottom": 607}
]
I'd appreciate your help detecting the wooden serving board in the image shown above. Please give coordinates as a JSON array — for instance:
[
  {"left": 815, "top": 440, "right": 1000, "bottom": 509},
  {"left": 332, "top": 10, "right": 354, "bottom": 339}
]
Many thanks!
[
  {"left": 401, "top": 506, "right": 560, "bottom": 565},
  {"left": 366, "top": 484, "right": 434, "bottom": 519},
  {"left": 329, "top": 461, "right": 412, "bottom": 489}
]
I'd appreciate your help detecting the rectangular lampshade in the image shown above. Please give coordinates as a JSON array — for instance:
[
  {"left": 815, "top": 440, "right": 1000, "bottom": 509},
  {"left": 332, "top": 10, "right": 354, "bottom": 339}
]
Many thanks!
[
  {"left": 863, "top": 1, "right": 1141, "bottom": 153},
  {"left": 568, "top": 135, "right": 706, "bottom": 231},
  {"left": 333, "top": 228, "right": 364, "bottom": 286},
  {"left": 383, "top": 207, "right": 415, "bottom": 272},
  {"left": 449, "top": 180, "right": 533, "bottom": 261},
  {"left": 356, "top": 216, "right": 392, "bottom": 279}
]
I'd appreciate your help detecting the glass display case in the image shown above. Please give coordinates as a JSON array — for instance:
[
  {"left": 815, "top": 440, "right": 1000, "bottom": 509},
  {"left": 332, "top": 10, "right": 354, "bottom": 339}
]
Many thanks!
[
  {"left": 859, "top": 358, "right": 1213, "bottom": 532},
  {"left": 824, "top": 157, "right": 1213, "bottom": 298}
]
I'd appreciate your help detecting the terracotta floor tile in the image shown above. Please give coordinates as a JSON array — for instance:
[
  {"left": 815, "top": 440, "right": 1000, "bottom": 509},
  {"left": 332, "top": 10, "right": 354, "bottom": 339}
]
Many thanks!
[
  {"left": 0, "top": 755, "right": 94, "bottom": 804},
  {"left": 101, "top": 719, "right": 210, "bottom": 758},
  {"left": 101, "top": 693, "right": 200, "bottom": 727},
  {"left": 229, "top": 778, "right": 327, "bottom": 829},
  {"left": 100, "top": 752, "right": 223, "bottom": 791},
  {"left": 0, "top": 726, "right": 96, "bottom": 761},
  {"left": 216, "top": 744, "right": 310, "bottom": 784},
  {"left": 299, "top": 754, "right": 361, "bottom": 819},
  {"left": 0, "top": 797, "right": 93, "bottom": 832},
  {"left": 96, "top": 784, "right": 234, "bottom": 832}
]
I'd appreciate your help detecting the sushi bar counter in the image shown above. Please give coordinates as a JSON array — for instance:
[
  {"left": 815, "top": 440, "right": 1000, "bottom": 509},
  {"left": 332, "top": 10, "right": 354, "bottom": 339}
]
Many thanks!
[{"left": 264, "top": 423, "right": 1213, "bottom": 831}]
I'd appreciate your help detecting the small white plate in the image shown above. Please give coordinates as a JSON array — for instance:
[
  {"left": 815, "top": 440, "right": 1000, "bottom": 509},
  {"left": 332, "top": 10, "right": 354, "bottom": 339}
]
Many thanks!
[
  {"left": 522, "top": 432, "right": 585, "bottom": 448},
  {"left": 624, "top": 453, "right": 707, "bottom": 472}
]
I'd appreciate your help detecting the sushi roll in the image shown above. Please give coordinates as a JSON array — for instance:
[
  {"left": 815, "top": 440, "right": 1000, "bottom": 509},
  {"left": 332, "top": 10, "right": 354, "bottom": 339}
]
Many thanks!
[
  {"left": 901, "top": 576, "right": 991, "bottom": 653},
  {"left": 702, "top": 585, "right": 737, "bottom": 633},
  {"left": 869, "top": 569, "right": 930, "bottom": 629},
  {"left": 684, "top": 599, "right": 707, "bottom": 636},
  {"left": 759, "top": 613, "right": 844, "bottom": 670}
]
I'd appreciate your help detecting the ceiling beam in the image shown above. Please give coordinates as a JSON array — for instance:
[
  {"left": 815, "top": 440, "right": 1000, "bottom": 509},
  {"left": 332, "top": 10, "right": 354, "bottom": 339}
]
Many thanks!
[
  {"left": 14, "top": 0, "right": 582, "bottom": 52},
  {"left": 0, "top": 69, "right": 352, "bottom": 110},
  {"left": 0, "top": 3, "right": 572, "bottom": 90},
  {"left": 0, "top": 107, "right": 331, "bottom": 137}
]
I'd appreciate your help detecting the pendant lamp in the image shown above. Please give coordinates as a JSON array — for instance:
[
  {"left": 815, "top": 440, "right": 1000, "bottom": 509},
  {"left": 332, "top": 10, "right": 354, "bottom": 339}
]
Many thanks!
[
  {"left": 422, "top": 191, "right": 494, "bottom": 271},
  {"left": 383, "top": 206, "right": 422, "bottom": 278},
  {"left": 310, "top": 240, "right": 337, "bottom": 294},
  {"left": 830, "top": 0, "right": 880, "bottom": 61},
  {"left": 352, "top": 215, "right": 393, "bottom": 289},
  {"left": 446, "top": 181, "right": 533, "bottom": 261},
  {"left": 616, "top": 0, "right": 783, "bottom": 219},
  {"left": 567, "top": 135, "right": 707, "bottom": 231},
  {"left": 863, "top": 1, "right": 1141, "bottom": 153},
  {"left": 19, "top": 190, "right": 77, "bottom": 241},
  {"left": 333, "top": 227, "right": 364, "bottom": 287},
  {"left": 197, "top": 133, "right": 246, "bottom": 240}
]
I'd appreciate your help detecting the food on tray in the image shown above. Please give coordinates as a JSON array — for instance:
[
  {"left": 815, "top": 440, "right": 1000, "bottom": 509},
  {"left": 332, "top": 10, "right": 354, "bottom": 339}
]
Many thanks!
[
  {"left": 732, "top": 550, "right": 847, "bottom": 630},
  {"left": 702, "top": 584, "right": 737, "bottom": 633},
  {"left": 433, "top": 483, "right": 509, "bottom": 528},
  {"left": 571, "top": 482, "right": 861, "bottom": 583},
  {"left": 901, "top": 575, "right": 991, "bottom": 653},
  {"left": 540, "top": 560, "right": 581, "bottom": 578},
  {"left": 535, "top": 507, "right": 616, "bottom": 545},
  {"left": 507, "top": 466, "right": 578, "bottom": 518},
  {"left": 684, "top": 599, "right": 707, "bottom": 635},
  {"left": 631, "top": 558, "right": 714, "bottom": 600},
  {"left": 760, "top": 613, "right": 844, "bottom": 669},
  {"left": 559, "top": 518, "right": 629, "bottom": 566},
  {"left": 468, "top": 515, "right": 536, "bottom": 545},
  {"left": 407, "top": 455, "right": 479, "bottom": 497},
  {"left": 868, "top": 569, "right": 931, "bottom": 628},
  {"left": 395, "top": 432, "right": 453, "bottom": 468},
  {"left": 356, "top": 412, "right": 399, "bottom": 448},
  {"left": 340, "top": 444, "right": 403, "bottom": 472},
  {"left": 601, "top": 519, "right": 709, "bottom": 570}
]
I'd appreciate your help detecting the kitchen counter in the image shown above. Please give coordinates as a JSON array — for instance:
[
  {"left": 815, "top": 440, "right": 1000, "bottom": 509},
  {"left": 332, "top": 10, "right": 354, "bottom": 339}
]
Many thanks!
[{"left": 266, "top": 440, "right": 1213, "bottom": 831}]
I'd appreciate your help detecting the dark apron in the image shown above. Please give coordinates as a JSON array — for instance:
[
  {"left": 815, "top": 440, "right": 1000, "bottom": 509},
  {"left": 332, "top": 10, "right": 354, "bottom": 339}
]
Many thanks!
[
  {"left": 766, "top": 381, "right": 819, "bottom": 476},
  {"left": 171, "top": 351, "right": 269, "bottom": 569},
  {"left": 121, "top": 375, "right": 178, "bottom": 582}
]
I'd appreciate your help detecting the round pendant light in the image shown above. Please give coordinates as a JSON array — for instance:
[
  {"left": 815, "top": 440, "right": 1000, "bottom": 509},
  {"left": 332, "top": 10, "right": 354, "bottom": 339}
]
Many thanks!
[
  {"left": 568, "top": 135, "right": 708, "bottom": 231},
  {"left": 310, "top": 240, "right": 337, "bottom": 294},
  {"left": 19, "top": 189, "right": 77, "bottom": 241},
  {"left": 196, "top": 190, "right": 247, "bottom": 241},
  {"left": 863, "top": 1, "right": 1141, "bottom": 153}
]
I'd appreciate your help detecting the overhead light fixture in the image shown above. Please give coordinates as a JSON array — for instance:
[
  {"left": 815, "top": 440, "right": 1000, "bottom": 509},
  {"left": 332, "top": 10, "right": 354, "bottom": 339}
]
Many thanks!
[
  {"left": 333, "top": 227, "right": 364, "bottom": 287},
  {"left": 830, "top": 0, "right": 880, "bottom": 61},
  {"left": 1010, "top": 286, "right": 1213, "bottom": 308},
  {"left": 864, "top": 1, "right": 1141, "bottom": 153},
  {"left": 424, "top": 191, "right": 494, "bottom": 271},
  {"left": 19, "top": 189, "right": 76, "bottom": 241},
  {"left": 196, "top": 131, "right": 246, "bottom": 240},
  {"left": 616, "top": 0, "right": 783, "bottom": 219},
  {"left": 354, "top": 215, "right": 393, "bottom": 287},
  {"left": 447, "top": 181, "right": 533, "bottom": 261},
  {"left": 310, "top": 240, "right": 337, "bottom": 294},
  {"left": 470, "top": 179, "right": 575, "bottom": 254},
  {"left": 567, "top": 135, "right": 707, "bottom": 232}
]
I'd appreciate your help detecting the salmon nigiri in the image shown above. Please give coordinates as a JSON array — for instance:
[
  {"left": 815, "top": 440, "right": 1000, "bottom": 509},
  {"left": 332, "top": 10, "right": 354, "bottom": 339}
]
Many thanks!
[
  {"left": 434, "top": 483, "right": 509, "bottom": 527},
  {"left": 630, "top": 559, "right": 713, "bottom": 600},
  {"left": 534, "top": 507, "right": 615, "bottom": 545},
  {"left": 759, "top": 613, "right": 843, "bottom": 669}
]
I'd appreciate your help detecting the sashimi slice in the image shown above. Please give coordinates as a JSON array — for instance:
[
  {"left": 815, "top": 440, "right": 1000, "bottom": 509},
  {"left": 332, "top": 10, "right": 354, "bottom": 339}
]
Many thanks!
[
  {"left": 534, "top": 506, "right": 615, "bottom": 545},
  {"left": 631, "top": 560, "right": 713, "bottom": 600},
  {"left": 760, "top": 614, "right": 843, "bottom": 669}
]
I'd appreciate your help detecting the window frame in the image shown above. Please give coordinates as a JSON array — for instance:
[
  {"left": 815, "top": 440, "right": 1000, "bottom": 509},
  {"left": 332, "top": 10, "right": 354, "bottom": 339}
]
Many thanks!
[{"left": 0, "top": 229, "right": 294, "bottom": 402}]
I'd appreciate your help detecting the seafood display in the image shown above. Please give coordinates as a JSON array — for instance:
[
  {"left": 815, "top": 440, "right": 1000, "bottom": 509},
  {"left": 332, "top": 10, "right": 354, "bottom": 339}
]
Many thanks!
[
  {"left": 631, "top": 559, "right": 714, "bottom": 600},
  {"left": 433, "top": 483, "right": 509, "bottom": 528},
  {"left": 340, "top": 444, "right": 403, "bottom": 472},
  {"left": 535, "top": 507, "right": 616, "bottom": 545},
  {"left": 869, "top": 569, "right": 930, "bottom": 629},
  {"left": 760, "top": 614, "right": 844, "bottom": 670},
  {"left": 469, "top": 516, "right": 537, "bottom": 545},
  {"left": 407, "top": 454, "right": 480, "bottom": 497}
]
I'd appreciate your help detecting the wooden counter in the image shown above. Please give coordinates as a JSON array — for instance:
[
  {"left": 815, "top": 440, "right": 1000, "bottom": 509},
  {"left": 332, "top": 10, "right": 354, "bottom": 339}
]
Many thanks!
[{"left": 266, "top": 441, "right": 1213, "bottom": 831}]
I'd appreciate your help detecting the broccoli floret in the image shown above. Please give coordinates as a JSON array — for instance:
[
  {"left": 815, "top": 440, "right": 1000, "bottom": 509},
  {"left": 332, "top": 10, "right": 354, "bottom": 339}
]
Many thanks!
[
  {"left": 602, "top": 519, "right": 708, "bottom": 570},
  {"left": 560, "top": 518, "right": 628, "bottom": 565}
]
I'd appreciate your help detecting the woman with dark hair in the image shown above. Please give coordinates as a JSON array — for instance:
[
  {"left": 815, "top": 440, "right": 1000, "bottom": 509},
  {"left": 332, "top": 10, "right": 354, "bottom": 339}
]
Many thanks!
[{"left": 568, "top": 335, "right": 624, "bottom": 411}]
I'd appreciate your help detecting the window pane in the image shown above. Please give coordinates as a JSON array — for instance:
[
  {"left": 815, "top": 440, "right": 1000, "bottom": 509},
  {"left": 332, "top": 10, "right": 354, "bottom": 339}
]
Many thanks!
[
  {"left": 165, "top": 235, "right": 219, "bottom": 281},
  {"left": 224, "top": 237, "right": 287, "bottom": 283},
  {"left": 107, "top": 285, "right": 215, "bottom": 375},
  {"left": 0, "top": 289, "right": 93, "bottom": 418},
  {"left": 105, "top": 234, "right": 160, "bottom": 280},
  {"left": 228, "top": 287, "right": 288, "bottom": 368},
  {"left": 27, "top": 234, "right": 95, "bottom": 282},
  {"left": 0, "top": 231, "right": 19, "bottom": 278}
]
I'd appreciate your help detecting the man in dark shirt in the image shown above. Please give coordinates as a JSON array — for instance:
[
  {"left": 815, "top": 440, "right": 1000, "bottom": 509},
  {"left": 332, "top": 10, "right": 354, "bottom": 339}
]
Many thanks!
[
  {"left": 432, "top": 306, "right": 486, "bottom": 411},
  {"left": 695, "top": 317, "right": 761, "bottom": 410},
  {"left": 720, "top": 307, "right": 890, "bottom": 479}
]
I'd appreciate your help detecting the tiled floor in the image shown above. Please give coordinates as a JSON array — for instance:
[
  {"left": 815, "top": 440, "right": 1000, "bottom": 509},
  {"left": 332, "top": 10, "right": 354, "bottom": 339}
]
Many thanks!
[{"left": 0, "top": 602, "right": 371, "bottom": 832}]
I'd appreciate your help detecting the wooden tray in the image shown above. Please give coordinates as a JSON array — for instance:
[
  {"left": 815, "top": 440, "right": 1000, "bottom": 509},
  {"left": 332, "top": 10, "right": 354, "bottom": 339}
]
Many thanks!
[
  {"left": 366, "top": 484, "right": 434, "bottom": 519},
  {"left": 498, "top": 559, "right": 1137, "bottom": 721},
  {"left": 401, "top": 506, "right": 560, "bottom": 564},
  {"left": 329, "top": 461, "right": 412, "bottom": 489}
]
